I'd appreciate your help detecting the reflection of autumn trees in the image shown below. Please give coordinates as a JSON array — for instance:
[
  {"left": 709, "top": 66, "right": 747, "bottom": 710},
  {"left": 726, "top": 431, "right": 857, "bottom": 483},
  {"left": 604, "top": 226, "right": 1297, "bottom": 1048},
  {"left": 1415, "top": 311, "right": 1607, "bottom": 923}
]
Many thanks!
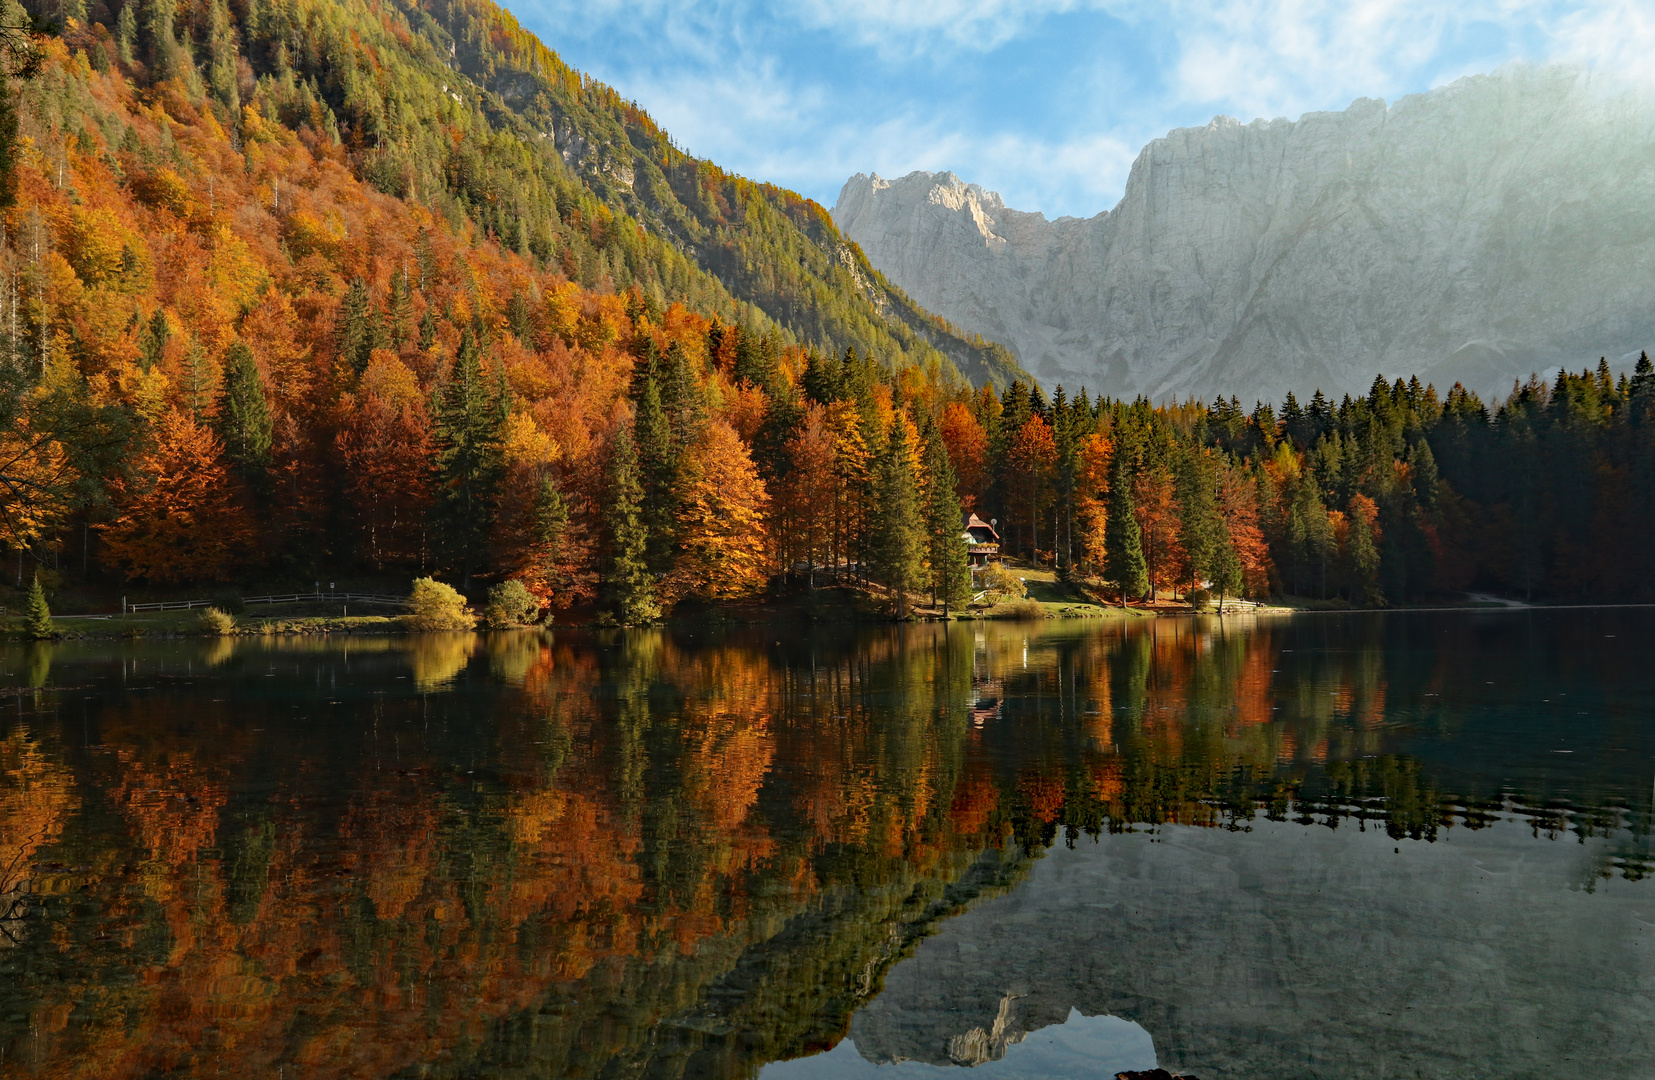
[{"left": 2, "top": 616, "right": 1650, "bottom": 1077}]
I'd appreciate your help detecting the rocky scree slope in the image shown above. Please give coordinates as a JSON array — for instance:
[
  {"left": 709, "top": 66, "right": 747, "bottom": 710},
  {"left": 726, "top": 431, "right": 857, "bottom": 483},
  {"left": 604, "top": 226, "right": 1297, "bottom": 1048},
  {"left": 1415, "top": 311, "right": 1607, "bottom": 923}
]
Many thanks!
[{"left": 834, "top": 65, "right": 1655, "bottom": 402}]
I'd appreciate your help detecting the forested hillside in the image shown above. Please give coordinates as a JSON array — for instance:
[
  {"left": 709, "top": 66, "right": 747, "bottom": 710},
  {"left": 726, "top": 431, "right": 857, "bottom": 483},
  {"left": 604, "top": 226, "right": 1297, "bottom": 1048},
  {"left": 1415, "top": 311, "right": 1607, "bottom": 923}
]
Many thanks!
[
  {"left": 22, "top": 0, "right": 1022, "bottom": 385},
  {"left": 1, "top": 0, "right": 1650, "bottom": 612}
]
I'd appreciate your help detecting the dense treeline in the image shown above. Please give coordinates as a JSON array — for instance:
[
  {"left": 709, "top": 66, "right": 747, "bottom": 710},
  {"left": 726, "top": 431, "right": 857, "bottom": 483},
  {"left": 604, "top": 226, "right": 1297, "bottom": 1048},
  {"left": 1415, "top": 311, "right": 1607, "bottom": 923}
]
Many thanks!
[
  {"left": 939, "top": 362, "right": 1655, "bottom": 607},
  {"left": 4, "top": 14, "right": 1653, "bottom": 613}
]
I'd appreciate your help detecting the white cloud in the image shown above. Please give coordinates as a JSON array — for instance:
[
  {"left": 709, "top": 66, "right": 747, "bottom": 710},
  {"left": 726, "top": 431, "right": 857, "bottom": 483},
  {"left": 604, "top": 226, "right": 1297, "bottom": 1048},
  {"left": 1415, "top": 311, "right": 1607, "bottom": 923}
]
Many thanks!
[
  {"left": 1550, "top": 0, "right": 1655, "bottom": 77},
  {"left": 512, "top": 0, "right": 1655, "bottom": 218},
  {"left": 788, "top": 0, "right": 1086, "bottom": 54}
]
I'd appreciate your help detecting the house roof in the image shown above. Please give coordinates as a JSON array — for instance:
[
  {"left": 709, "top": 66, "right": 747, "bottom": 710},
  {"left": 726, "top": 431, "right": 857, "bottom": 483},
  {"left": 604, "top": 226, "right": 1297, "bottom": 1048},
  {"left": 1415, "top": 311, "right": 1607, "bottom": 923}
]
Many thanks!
[{"left": 963, "top": 513, "right": 1000, "bottom": 542}]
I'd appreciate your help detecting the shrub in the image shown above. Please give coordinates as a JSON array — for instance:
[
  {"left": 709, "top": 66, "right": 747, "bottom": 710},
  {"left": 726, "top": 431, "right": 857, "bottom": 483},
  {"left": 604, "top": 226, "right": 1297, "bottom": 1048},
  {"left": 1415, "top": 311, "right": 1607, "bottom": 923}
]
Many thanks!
[
  {"left": 485, "top": 579, "right": 540, "bottom": 628},
  {"left": 1000, "top": 598, "right": 1047, "bottom": 620},
  {"left": 980, "top": 562, "right": 1027, "bottom": 602},
  {"left": 406, "top": 577, "right": 476, "bottom": 631},
  {"left": 197, "top": 606, "right": 236, "bottom": 635},
  {"left": 26, "top": 572, "right": 54, "bottom": 640},
  {"left": 1186, "top": 587, "right": 1211, "bottom": 610}
]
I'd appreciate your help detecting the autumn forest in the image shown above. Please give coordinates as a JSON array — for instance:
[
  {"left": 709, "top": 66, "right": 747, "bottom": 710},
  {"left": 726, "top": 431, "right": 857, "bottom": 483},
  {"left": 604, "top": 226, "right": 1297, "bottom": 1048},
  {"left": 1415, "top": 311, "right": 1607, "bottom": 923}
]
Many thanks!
[{"left": 2, "top": 0, "right": 1654, "bottom": 621}]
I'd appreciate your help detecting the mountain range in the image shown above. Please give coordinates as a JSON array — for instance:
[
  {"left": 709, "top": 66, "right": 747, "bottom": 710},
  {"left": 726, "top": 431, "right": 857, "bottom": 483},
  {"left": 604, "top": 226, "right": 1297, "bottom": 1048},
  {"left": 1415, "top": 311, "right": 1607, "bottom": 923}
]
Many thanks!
[{"left": 834, "top": 65, "right": 1655, "bottom": 403}]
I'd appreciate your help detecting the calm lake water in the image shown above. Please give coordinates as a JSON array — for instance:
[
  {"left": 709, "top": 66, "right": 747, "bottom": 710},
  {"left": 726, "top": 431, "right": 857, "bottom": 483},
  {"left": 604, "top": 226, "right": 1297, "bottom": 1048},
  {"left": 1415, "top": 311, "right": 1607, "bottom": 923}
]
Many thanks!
[{"left": 1, "top": 611, "right": 1651, "bottom": 1079}]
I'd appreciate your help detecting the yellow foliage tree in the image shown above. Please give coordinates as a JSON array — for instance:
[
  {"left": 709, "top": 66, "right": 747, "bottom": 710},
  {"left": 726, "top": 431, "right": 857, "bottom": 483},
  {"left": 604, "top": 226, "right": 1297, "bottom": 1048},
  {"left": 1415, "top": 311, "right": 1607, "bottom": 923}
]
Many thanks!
[{"left": 669, "top": 420, "right": 770, "bottom": 602}]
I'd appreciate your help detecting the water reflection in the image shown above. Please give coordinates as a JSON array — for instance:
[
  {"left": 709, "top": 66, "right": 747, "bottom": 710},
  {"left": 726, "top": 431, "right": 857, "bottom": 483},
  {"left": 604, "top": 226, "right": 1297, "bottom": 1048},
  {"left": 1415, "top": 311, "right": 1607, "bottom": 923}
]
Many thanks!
[{"left": 0, "top": 611, "right": 1650, "bottom": 1079}]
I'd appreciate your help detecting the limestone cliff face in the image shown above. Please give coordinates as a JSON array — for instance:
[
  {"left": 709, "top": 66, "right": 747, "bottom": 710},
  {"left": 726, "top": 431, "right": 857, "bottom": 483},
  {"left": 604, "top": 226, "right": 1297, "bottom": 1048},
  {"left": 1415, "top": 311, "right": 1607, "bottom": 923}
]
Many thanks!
[{"left": 833, "top": 65, "right": 1655, "bottom": 402}]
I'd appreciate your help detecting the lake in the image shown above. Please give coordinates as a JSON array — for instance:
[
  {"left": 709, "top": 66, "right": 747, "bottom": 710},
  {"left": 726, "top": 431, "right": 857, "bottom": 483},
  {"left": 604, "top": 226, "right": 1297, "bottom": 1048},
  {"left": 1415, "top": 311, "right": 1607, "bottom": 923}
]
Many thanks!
[{"left": 2, "top": 611, "right": 1651, "bottom": 1079}]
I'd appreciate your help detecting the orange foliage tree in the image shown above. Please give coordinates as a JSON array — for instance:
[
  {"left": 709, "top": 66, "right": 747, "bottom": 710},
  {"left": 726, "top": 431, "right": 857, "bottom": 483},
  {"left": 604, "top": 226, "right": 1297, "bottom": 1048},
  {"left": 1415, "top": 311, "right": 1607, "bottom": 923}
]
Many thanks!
[{"left": 101, "top": 410, "right": 255, "bottom": 582}]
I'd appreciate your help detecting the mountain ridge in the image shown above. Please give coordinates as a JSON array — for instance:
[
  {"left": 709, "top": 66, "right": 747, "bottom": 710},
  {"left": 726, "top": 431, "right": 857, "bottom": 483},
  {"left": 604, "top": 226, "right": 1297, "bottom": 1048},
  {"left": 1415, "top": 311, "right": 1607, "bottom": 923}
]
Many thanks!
[{"left": 833, "top": 64, "right": 1655, "bottom": 402}]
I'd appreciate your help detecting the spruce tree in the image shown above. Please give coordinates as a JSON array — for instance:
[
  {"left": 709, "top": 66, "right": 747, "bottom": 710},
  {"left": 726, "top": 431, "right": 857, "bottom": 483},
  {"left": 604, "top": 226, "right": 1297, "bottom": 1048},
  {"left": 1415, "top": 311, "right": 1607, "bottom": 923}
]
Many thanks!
[
  {"left": 634, "top": 375, "right": 678, "bottom": 575},
  {"left": 26, "top": 571, "right": 52, "bottom": 640},
  {"left": 417, "top": 306, "right": 437, "bottom": 351},
  {"left": 206, "top": 0, "right": 240, "bottom": 114},
  {"left": 869, "top": 417, "right": 926, "bottom": 618},
  {"left": 602, "top": 426, "right": 659, "bottom": 625},
  {"left": 533, "top": 472, "right": 571, "bottom": 598},
  {"left": 431, "top": 330, "right": 506, "bottom": 590},
  {"left": 138, "top": 309, "right": 168, "bottom": 371},
  {"left": 922, "top": 425, "right": 971, "bottom": 615},
  {"left": 336, "top": 277, "right": 379, "bottom": 376},
  {"left": 389, "top": 267, "right": 414, "bottom": 345},
  {"left": 1211, "top": 538, "right": 1243, "bottom": 613},
  {"left": 1174, "top": 446, "right": 1223, "bottom": 596},
  {"left": 1104, "top": 457, "right": 1148, "bottom": 605},
  {"left": 116, "top": 1, "right": 138, "bottom": 65},
  {"left": 216, "top": 341, "right": 272, "bottom": 488}
]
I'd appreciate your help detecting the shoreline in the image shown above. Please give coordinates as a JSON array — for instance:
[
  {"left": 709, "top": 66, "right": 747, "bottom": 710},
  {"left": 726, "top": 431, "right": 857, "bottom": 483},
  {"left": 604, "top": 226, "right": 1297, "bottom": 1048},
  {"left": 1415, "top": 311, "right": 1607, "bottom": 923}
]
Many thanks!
[{"left": 9, "top": 597, "right": 1655, "bottom": 642}]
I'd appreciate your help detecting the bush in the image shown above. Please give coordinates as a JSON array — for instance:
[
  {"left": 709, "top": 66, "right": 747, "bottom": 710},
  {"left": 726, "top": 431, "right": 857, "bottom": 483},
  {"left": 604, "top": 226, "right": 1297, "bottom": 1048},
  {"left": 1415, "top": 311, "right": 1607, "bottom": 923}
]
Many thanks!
[
  {"left": 1186, "top": 587, "right": 1211, "bottom": 610},
  {"left": 980, "top": 562, "right": 1027, "bottom": 602},
  {"left": 485, "top": 579, "right": 540, "bottom": 628},
  {"left": 406, "top": 577, "right": 476, "bottom": 631},
  {"left": 999, "top": 598, "right": 1047, "bottom": 620},
  {"left": 197, "top": 606, "right": 236, "bottom": 635}
]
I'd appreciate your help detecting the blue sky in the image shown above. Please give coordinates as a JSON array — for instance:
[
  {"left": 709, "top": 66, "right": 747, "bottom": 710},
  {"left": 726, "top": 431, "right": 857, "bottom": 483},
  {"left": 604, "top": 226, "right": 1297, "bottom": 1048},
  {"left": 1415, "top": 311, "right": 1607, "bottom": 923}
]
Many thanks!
[{"left": 507, "top": 1, "right": 1655, "bottom": 219}]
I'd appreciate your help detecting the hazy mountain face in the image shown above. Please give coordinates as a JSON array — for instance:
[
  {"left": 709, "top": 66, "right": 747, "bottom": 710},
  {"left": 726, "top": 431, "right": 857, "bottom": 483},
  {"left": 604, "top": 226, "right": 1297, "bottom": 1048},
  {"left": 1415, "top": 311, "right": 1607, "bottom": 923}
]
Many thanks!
[{"left": 834, "top": 66, "right": 1655, "bottom": 403}]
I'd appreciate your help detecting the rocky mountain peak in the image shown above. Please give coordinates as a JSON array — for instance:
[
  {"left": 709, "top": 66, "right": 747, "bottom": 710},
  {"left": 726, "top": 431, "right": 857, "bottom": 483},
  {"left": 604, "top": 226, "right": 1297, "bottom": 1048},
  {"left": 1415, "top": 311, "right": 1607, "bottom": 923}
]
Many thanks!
[{"left": 834, "top": 64, "right": 1655, "bottom": 402}]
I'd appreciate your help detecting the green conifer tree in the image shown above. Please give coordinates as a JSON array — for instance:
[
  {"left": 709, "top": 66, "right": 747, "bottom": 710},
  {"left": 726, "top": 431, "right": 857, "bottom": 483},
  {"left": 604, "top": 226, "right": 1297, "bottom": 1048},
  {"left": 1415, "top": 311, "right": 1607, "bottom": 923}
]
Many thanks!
[
  {"left": 602, "top": 425, "right": 659, "bottom": 625},
  {"left": 138, "top": 309, "right": 168, "bottom": 371},
  {"left": 431, "top": 330, "right": 505, "bottom": 590},
  {"left": 922, "top": 424, "right": 970, "bottom": 615},
  {"left": 533, "top": 471, "right": 570, "bottom": 593},
  {"left": 215, "top": 341, "right": 271, "bottom": 487},
  {"left": 26, "top": 570, "right": 52, "bottom": 640},
  {"left": 337, "top": 277, "right": 379, "bottom": 376},
  {"left": 1174, "top": 445, "right": 1224, "bottom": 597},
  {"left": 389, "top": 266, "right": 414, "bottom": 345},
  {"left": 417, "top": 306, "right": 437, "bottom": 351},
  {"left": 1105, "top": 457, "right": 1148, "bottom": 606},
  {"left": 206, "top": 0, "right": 239, "bottom": 114},
  {"left": 116, "top": 2, "right": 138, "bottom": 65},
  {"left": 869, "top": 417, "right": 926, "bottom": 618},
  {"left": 634, "top": 375, "right": 678, "bottom": 575}
]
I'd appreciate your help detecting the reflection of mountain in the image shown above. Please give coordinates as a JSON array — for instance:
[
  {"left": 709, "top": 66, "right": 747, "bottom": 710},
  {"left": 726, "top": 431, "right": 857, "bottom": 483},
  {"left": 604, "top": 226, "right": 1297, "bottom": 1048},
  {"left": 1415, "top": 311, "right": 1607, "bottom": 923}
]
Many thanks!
[
  {"left": 1, "top": 612, "right": 1651, "bottom": 1078},
  {"left": 847, "top": 817, "right": 1655, "bottom": 1077}
]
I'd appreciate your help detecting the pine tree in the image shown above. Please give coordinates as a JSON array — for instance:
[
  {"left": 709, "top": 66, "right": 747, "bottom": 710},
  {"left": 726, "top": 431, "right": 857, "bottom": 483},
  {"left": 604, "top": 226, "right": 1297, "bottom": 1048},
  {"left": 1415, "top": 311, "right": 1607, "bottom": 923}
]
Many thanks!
[
  {"left": 389, "top": 267, "right": 414, "bottom": 345},
  {"left": 532, "top": 471, "right": 571, "bottom": 599},
  {"left": 868, "top": 416, "right": 925, "bottom": 618},
  {"left": 417, "top": 306, "right": 438, "bottom": 351},
  {"left": 216, "top": 341, "right": 272, "bottom": 488},
  {"left": 26, "top": 570, "right": 52, "bottom": 640},
  {"left": 138, "top": 309, "right": 169, "bottom": 371},
  {"left": 206, "top": 0, "right": 240, "bottom": 114},
  {"left": 922, "top": 423, "right": 970, "bottom": 615},
  {"left": 1104, "top": 456, "right": 1148, "bottom": 605},
  {"left": 1174, "top": 445, "right": 1224, "bottom": 597},
  {"left": 602, "top": 425, "right": 659, "bottom": 625},
  {"left": 116, "top": 1, "right": 138, "bottom": 65},
  {"left": 337, "top": 277, "right": 379, "bottom": 377},
  {"left": 1210, "top": 536, "right": 1243, "bottom": 612},
  {"left": 634, "top": 375, "right": 678, "bottom": 575},
  {"left": 431, "top": 330, "right": 505, "bottom": 590}
]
